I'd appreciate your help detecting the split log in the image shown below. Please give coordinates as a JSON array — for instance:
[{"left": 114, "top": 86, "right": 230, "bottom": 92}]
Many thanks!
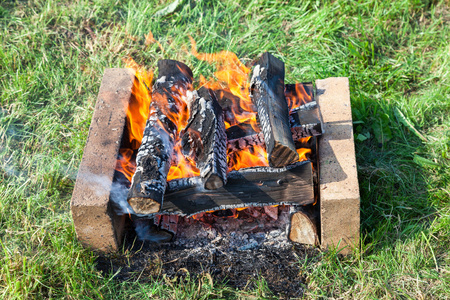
[
  {"left": 161, "top": 161, "right": 314, "bottom": 216},
  {"left": 289, "top": 211, "right": 318, "bottom": 245},
  {"left": 128, "top": 60, "right": 193, "bottom": 215},
  {"left": 250, "top": 52, "right": 298, "bottom": 167},
  {"left": 226, "top": 82, "right": 322, "bottom": 152},
  {"left": 227, "top": 132, "right": 265, "bottom": 153},
  {"left": 226, "top": 123, "right": 258, "bottom": 140},
  {"left": 181, "top": 87, "right": 228, "bottom": 190}
]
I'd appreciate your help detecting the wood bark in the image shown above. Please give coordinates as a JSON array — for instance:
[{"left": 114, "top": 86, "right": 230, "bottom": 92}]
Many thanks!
[
  {"left": 181, "top": 87, "right": 228, "bottom": 190},
  {"left": 161, "top": 161, "right": 314, "bottom": 216},
  {"left": 250, "top": 52, "right": 298, "bottom": 167},
  {"left": 127, "top": 59, "right": 193, "bottom": 214}
]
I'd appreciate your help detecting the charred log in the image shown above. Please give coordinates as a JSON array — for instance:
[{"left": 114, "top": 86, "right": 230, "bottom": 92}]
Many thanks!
[
  {"left": 181, "top": 87, "right": 228, "bottom": 190},
  {"left": 162, "top": 161, "right": 314, "bottom": 216},
  {"left": 226, "top": 132, "right": 265, "bottom": 153},
  {"left": 226, "top": 123, "right": 258, "bottom": 140},
  {"left": 250, "top": 52, "right": 298, "bottom": 167},
  {"left": 128, "top": 60, "right": 193, "bottom": 215}
]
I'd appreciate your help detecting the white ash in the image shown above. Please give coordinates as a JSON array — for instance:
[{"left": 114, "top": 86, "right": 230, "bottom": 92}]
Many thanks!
[
  {"left": 172, "top": 227, "right": 292, "bottom": 252},
  {"left": 156, "top": 76, "right": 166, "bottom": 83},
  {"left": 159, "top": 206, "right": 296, "bottom": 252}
]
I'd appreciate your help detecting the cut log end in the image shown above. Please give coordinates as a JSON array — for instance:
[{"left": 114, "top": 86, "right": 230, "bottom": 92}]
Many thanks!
[
  {"left": 289, "top": 211, "right": 318, "bottom": 246},
  {"left": 204, "top": 173, "right": 224, "bottom": 190},
  {"left": 269, "top": 142, "right": 299, "bottom": 168},
  {"left": 128, "top": 197, "right": 161, "bottom": 214}
]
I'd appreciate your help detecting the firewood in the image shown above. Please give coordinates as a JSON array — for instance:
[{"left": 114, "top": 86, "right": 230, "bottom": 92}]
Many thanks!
[
  {"left": 250, "top": 52, "right": 298, "bottom": 167},
  {"left": 226, "top": 132, "right": 265, "bottom": 153},
  {"left": 181, "top": 87, "right": 228, "bottom": 190},
  {"left": 162, "top": 161, "right": 314, "bottom": 216},
  {"left": 289, "top": 211, "right": 318, "bottom": 245},
  {"left": 128, "top": 59, "right": 193, "bottom": 214}
]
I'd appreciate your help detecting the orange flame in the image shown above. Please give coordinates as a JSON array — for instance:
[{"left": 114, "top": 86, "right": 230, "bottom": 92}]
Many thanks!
[
  {"left": 297, "top": 148, "right": 312, "bottom": 162},
  {"left": 125, "top": 58, "right": 153, "bottom": 149},
  {"left": 189, "top": 36, "right": 258, "bottom": 131},
  {"left": 228, "top": 145, "right": 268, "bottom": 172},
  {"left": 115, "top": 38, "right": 314, "bottom": 184},
  {"left": 116, "top": 57, "right": 199, "bottom": 182},
  {"left": 167, "top": 143, "right": 200, "bottom": 180},
  {"left": 116, "top": 148, "right": 136, "bottom": 182},
  {"left": 285, "top": 83, "right": 312, "bottom": 112},
  {"left": 115, "top": 58, "right": 153, "bottom": 181}
]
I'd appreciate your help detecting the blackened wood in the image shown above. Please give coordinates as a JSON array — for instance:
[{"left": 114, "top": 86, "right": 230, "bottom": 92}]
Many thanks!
[
  {"left": 128, "top": 60, "right": 193, "bottom": 215},
  {"left": 161, "top": 161, "right": 313, "bottom": 216},
  {"left": 289, "top": 84, "right": 323, "bottom": 139},
  {"left": 250, "top": 52, "right": 298, "bottom": 167},
  {"left": 225, "top": 83, "right": 318, "bottom": 142},
  {"left": 226, "top": 132, "right": 265, "bottom": 153},
  {"left": 226, "top": 123, "right": 258, "bottom": 140},
  {"left": 181, "top": 87, "right": 228, "bottom": 190}
]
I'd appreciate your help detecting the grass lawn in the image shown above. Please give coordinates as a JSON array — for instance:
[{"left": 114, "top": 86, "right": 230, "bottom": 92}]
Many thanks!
[{"left": 1, "top": 0, "right": 449, "bottom": 298}]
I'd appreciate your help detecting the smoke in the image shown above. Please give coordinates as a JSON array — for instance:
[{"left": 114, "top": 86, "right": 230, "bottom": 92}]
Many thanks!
[
  {"left": 109, "top": 181, "right": 133, "bottom": 215},
  {"left": 134, "top": 218, "right": 172, "bottom": 242},
  {"left": 76, "top": 170, "right": 134, "bottom": 216}
]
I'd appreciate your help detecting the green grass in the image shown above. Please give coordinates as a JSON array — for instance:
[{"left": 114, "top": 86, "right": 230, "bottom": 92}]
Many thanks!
[{"left": 1, "top": 0, "right": 449, "bottom": 298}]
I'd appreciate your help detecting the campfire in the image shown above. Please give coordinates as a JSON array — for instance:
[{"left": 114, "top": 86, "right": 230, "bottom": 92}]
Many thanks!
[
  {"left": 106, "top": 40, "right": 324, "bottom": 244},
  {"left": 70, "top": 40, "right": 359, "bottom": 255}
]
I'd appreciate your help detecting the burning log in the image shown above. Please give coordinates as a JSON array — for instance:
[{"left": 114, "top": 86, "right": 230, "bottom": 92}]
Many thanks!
[
  {"left": 128, "top": 60, "right": 193, "bottom": 214},
  {"left": 227, "top": 132, "right": 265, "bottom": 153},
  {"left": 181, "top": 87, "right": 228, "bottom": 190},
  {"left": 162, "top": 161, "right": 314, "bottom": 216},
  {"left": 226, "top": 84, "right": 322, "bottom": 152},
  {"left": 287, "top": 83, "right": 322, "bottom": 140},
  {"left": 250, "top": 52, "right": 298, "bottom": 167}
]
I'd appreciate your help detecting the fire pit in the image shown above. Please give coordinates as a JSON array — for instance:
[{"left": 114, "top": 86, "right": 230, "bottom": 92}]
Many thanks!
[{"left": 70, "top": 50, "right": 360, "bottom": 255}]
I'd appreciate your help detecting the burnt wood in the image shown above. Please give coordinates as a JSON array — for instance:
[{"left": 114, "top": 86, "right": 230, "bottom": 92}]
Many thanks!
[
  {"left": 226, "top": 132, "right": 265, "bottom": 153},
  {"left": 250, "top": 52, "right": 298, "bottom": 167},
  {"left": 226, "top": 123, "right": 259, "bottom": 140},
  {"left": 213, "top": 89, "right": 258, "bottom": 128},
  {"left": 288, "top": 83, "right": 322, "bottom": 139},
  {"left": 128, "top": 60, "right": 193, "bottom": 214},
  {"left": 161, "top": 161, "right": 314, "bottom": 216},
  {"left": 226, "top": 83, "right": 322, "bottom": 150},
  {"left": 181, "top": 87, "right": 228, "bottom": 190}
]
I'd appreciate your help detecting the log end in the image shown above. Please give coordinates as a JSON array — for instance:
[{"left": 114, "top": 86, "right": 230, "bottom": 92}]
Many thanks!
[
  {"left": 269, "top": 142, "right": 299, "bottom": 168},
  {"left": 289, "top": 211, "right": 318, "bottom": 246},
  {"left": 128, "top": 197, "right": 161, "bottom": 214},
  {"left": 204, "top": 174, "right": 224, "bottom": 190}
]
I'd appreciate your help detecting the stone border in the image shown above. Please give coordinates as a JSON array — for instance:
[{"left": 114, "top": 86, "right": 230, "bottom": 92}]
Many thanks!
[
  {"left": 316, "top": 77, "right": 360, "bottom": 255},
  {"left": 70, "top": 68, "right": 135, "bottom": 252}
]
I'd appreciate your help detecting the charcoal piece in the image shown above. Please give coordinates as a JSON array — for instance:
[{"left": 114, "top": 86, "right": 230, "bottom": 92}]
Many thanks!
[
  {"left": 128, "top": 59, "right": 193, "bottom": 215},
  {"left": 250, "top": 52, "right": 298, "bottom": 167},
  {"left": 181, "top": 87, "right": 228, "bottom": 190}
]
